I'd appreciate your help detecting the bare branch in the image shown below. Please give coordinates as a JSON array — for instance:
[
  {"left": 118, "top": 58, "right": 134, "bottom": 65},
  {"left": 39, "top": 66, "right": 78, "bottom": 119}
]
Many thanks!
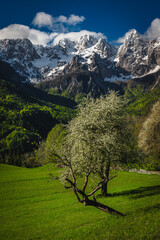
[
  {"left": 51, "top": 152, "right": 69, "bottom": 167},
  {"left": 87, "top": 185, "right": 102, "bottom": 197},
  {"left": 65, "top": 178, "right": 84, "bottom": 203},
  {"left": 87, "top": 177, "right": 110, "bottom": 197},
  {"left": 69, "top": 164, "right": 76, "bottom": 185},
  {"left": 97, "top": 179, "right": 106, "bottom": 186},
  {"left": 92, "top": 194, "right": 97, "bottom": 202},
  {"left": 82, "top": 173, "right": 90, "bottom": 192},
  {"left": 108, "top": 175, "right": 118, "bottom": 181},
  {"left": 65, "top": 178, "right": 74, "bottom": 187},
  {"left": 73, "top": 190, "right": 83, "bottom": 203},
  {"left": 64, "top": 185, "right": 72, "bottom": 189}
]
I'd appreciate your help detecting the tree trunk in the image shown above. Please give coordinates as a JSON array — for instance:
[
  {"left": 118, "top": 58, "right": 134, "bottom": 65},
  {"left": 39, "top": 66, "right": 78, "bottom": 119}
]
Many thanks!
[
  {"left": 84, "top": 198, "right": 125, "bottom": 216},
  {"left": 100, "top": 161, "right": 110, "bottom": 196},
  {"left": 101, "top": 181, "right": 108, "bottom": 196}
]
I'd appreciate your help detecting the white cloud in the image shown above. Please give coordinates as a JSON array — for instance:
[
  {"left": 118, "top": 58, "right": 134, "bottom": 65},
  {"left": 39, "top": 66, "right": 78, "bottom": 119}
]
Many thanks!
[
  {"left": 32, "top": 12, "right": 53, "bottom": 28},
  {"left": 66, "top": 14, "right": 85, "bottom": 25},
  {"left": 145, "top": 18, "right": 160, "bottom": 39},
  {"left": 0, "top": 24, "right": 105, "bottom": 47},
  {"left": 56, "top": 15, "right": 67, "bottom": 23},
  {"left": 116, "top": 29, "right": 135, "bottom": 43},
  {"left": 116, "top": 18, "right": 160, "bottom": 44},
  {"left": 32, "top": 12, "right": 85, "bottom": 30},
  {"left": 0, "top": 24, "right": 58, "bottom": 46},
  {"left": 54, "top": 14, "right": 85, "bottom": 25},
  {"left": 53, "top": 30, "right": 105, "bottom": 45}
]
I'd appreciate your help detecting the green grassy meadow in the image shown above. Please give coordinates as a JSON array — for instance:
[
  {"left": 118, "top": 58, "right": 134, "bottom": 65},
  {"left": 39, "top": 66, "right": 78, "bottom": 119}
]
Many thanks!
[{"left": 0, "top": 164, "right": 160, "bottom": 240}]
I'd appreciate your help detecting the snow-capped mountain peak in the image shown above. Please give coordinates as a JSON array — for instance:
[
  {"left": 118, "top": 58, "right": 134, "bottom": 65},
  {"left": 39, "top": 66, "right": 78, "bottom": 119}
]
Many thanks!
[
  {"left": 0, "top": 35, "right": 118, "bottom": 82},
  {"left": 76, "top": 34, "right": 99, "bottom": 50},
  {"left": 125, "top": 29, "right": 139, "bottom": 40},
  {"left": 0, "top": 29, "right": 160, "bottom": 85},
  {"left": 116, "top": 29, "right": 150, "bottom": 76}
]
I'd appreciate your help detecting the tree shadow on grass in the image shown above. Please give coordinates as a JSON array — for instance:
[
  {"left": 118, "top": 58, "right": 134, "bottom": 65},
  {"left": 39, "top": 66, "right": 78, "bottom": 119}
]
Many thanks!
[
  {"left": 125, "top": 203, "right": 160, "bottom": 216},
  {"left": 142, "top": 203, "right": 160, "bottom": 212},
  {"left": 109, "top": 185, "right": 160, "bottom": 199}
]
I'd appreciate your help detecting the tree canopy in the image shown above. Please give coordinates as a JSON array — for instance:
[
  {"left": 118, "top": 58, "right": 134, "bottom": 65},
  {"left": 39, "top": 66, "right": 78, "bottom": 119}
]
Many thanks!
[
  {"left": 67, "top": 91, "right": 138, "bottom": 171},
  {"left": 51, "top": 92, "right": 139, "bottom": 215},
  {"left": 138, "top": 100, "right": 160, "bottom": 169}
]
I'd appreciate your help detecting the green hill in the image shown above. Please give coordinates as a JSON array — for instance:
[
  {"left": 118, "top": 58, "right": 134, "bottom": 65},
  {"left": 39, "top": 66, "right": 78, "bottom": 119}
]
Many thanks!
[{"left": 0, "top": 164, "right": 159, "bottom": 240}]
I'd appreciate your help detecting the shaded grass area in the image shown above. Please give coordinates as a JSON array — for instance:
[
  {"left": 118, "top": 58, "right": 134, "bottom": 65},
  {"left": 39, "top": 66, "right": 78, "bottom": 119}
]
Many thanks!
[
  {"left": 109, "top": 185, "right": 160, "bottom": 199},
  {"left": 0, "top": 164, "right": 160, "bottom": 240}
]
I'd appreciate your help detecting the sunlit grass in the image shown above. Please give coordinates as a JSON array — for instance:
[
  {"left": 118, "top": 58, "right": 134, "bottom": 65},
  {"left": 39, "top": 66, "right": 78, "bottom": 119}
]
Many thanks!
[{"left": 0, "top": 164, "right": 160, "bottom": 240}]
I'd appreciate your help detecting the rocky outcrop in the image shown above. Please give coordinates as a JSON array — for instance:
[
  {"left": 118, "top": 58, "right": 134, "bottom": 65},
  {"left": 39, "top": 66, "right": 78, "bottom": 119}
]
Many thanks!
[
  {"left": 148, "top": 38, "right": 160, "bottom": 66},
  {"left": 117, "top": 30, "right": 160, "bottom": 77},
  {"left": 117, "top": 30, "right": 150, "bottom": 76}
]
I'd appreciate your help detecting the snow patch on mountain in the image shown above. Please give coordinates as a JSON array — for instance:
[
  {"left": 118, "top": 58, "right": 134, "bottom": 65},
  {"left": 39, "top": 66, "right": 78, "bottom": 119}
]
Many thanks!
[
  {"left": 33, "top": 55, "right": 58, "bottom": 69},
  {"left": 104, "top": 74, "right": 133, "bottom": 82}
]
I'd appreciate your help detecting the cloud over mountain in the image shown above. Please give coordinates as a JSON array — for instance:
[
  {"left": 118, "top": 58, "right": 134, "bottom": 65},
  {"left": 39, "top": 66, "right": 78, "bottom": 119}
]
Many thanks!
[
  {"left": 116, "top": 30, "right": 135, "bottom": 43},
  {"left": 116, "top": 18, "right": 160, "bottom": 43},
  {"left": 53, "top": 30, "right": 105, "bottom": 45},
  {"left": 145, "top": 18, "right": 160, "bottom": 39},
  {"left": 0, "top": 24, "right": 105, "bottom": 46},
  {"left": 0, "top": 24, "right": 58, "bottom": 46}
]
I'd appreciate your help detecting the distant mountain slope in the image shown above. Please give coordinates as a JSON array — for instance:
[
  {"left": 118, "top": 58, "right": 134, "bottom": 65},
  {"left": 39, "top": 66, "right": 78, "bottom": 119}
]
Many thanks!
[
  {"left": 126, "top": 69, "right": 160, "bottom": 90},
  {"left": 0, "top": 60, "right": 25, "bottom": 83},
  {"left": 36, "top": 69, "right": 124, "bottom": 98}
]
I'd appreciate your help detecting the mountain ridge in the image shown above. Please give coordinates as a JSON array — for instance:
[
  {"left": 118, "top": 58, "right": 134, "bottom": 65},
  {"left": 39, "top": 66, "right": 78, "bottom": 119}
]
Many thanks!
[{"left": 0, "top": 30, "right": 160, "bottom": 97}]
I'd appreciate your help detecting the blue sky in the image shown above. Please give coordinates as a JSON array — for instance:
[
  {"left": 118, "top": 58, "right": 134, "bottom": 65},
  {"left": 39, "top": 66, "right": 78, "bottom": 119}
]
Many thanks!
[{"left": 0, "top": 0, "right": 160, "bottom": 44}]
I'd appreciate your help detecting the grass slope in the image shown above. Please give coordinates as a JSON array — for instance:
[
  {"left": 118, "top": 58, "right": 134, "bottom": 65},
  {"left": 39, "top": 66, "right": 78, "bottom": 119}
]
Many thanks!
[{"left": 0, "top": 164, "right": 160, "bottom": 240}]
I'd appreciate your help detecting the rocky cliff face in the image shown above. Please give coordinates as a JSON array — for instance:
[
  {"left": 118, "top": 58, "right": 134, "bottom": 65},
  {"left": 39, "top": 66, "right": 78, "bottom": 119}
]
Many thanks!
[
  {"left": 117, "top": 30, "right": 160, "bottom": 76},
  {"left": 117, "top": 30, "right": 150, "bottom": 76},
  {"left": 0, "top": 38, "right": 41, "bottom": 80},
  {"left": 148, "top": 38, "right": 160, "bottom": 66}
]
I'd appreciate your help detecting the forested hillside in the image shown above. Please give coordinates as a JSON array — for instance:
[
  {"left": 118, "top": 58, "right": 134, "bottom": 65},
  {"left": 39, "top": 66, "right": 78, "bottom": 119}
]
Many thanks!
[
  {"left": 0, "top": 63, "right": 76, "bottom": 165},
  {"left": 126, "top": 87, "right": 160, "bottom": 116}
]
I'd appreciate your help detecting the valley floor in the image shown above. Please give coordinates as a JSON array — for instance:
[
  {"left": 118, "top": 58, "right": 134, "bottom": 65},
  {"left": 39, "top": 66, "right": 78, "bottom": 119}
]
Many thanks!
[{"left": 0, "top": 164, "right": 160, "bottom": 240}]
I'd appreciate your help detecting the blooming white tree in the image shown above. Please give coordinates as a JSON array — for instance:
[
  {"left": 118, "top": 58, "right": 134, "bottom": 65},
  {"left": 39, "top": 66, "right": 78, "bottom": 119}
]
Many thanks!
[
  {"left": 138, "top": 100, "right": 160, "bottom": 168},
  {"left": 51, "top": 92, "right": 139, "bottom": 216}
]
